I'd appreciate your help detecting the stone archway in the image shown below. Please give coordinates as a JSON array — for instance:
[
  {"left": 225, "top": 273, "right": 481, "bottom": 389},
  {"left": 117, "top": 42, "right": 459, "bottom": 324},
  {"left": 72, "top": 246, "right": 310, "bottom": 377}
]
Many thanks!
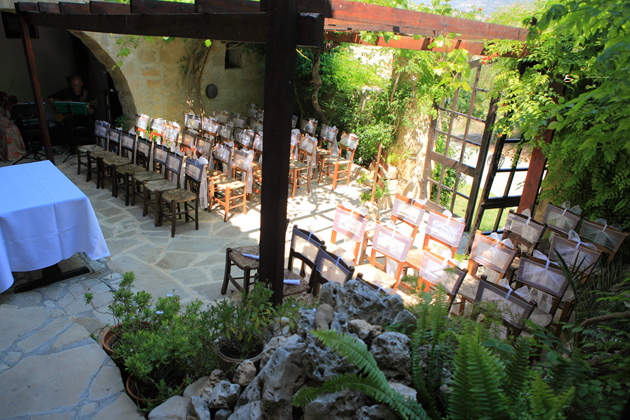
[{"left": 70, "top": 31, "right": 138, "bottom": 122}]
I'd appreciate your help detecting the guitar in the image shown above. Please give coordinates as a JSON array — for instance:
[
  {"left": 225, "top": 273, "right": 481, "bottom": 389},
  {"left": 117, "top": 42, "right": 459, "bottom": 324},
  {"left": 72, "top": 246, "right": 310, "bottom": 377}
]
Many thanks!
[{"left": 52, "top": 99, "right": 98, "bottom": 122}]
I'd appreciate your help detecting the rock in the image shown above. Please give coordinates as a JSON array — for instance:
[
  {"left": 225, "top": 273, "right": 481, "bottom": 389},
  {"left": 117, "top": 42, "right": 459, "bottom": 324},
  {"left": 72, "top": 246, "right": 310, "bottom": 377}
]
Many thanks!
[
  {"left": 389, "top": 382, "right": 417, "bottom": 402},
  {"left": 348, "top": 319, "right": 374, "bottom": 341},
  {"left": 214, "top": 408, "right": 233, "bottom": 420},
  {"left": 228, "top": 401, "right": 263, "bottom": 420},
  {"left": 314, "top": 304, "right": 334, "bottom": 330},
  {"left": 392, "top": 310, "right": 417, "bottom": 332},
  {"left": 199, "top": 370, "right": 226, "bottom": 403},
  {"left": 260, "top": 343, "right": 307, "bottom": 419},
  {"left": 370, "top": 332, "right": 412, "bottom": 385},
  {"left": 303, "top": 330, "right": 362, "bottom": 382},
  {"left": 330, "top": 312, "right": 350, "bottom": 334},
  {"left": 233, "top": 360, "right": 257, "bottom": 387},
  {"left": 272, "top": 317, "right": 291, "bottom": 337},
  {"left": 320, "top": 280, "right": 405, "bottom": 326},
  {"left": 303, "top": 389, "right": 368, "bottom": 420},
  {"left": 188, "top": 396, "right": 210, "bottom": 420},
  {"left": 259, "top": 334, "right": 302, "bottom": 369},
  {"left": 206, "top": 380, "right": 241, "bottom": 409},
  {"left": 234, "top": 371, "right": 263, "bottom": 408},
  {"left": 183, "top": 376, "right": 209, "bottom": 398},
  {"left": 298, "top": 308, "right": 317, "bottom": 337},
  {"left": 148, "top": 396, "right": 190, "bottom": 420},
  {"left": 355, "top": 404, "right": 399, "bottom": 420}
]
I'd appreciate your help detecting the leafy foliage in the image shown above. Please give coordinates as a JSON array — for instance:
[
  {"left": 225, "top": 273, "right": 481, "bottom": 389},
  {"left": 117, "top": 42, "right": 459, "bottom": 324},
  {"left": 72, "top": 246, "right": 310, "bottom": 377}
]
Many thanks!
[{"left": 293, "top": 329, "right": 428, "bottom": 420}]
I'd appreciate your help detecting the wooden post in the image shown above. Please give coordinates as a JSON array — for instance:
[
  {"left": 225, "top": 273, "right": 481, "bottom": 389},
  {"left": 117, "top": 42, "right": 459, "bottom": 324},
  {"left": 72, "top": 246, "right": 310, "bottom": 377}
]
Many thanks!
[
  {"left": 17, "top": 6, "right": 54, "bottom": 163},
  {"left": 258, "top": 0, "right": 299, "bottom": 306}
]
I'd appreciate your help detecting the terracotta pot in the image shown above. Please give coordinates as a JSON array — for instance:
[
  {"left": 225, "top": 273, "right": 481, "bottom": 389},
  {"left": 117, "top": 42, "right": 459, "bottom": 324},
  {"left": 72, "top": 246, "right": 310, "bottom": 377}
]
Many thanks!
[
  {"left": 101, "top": 324, "right": 122, "bottom": 356},
  {"left": 216, "top": 339, "right": 265, "bottom": 380},
  {"left": 125, "top": 375, "right": 184, "bottom": 408}
]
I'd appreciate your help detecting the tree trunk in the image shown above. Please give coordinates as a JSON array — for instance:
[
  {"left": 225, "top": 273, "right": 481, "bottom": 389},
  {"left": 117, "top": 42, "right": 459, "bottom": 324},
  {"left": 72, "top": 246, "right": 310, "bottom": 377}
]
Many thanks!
[{"left": 310, "top": 42, "right": 338, "bottom": 126}]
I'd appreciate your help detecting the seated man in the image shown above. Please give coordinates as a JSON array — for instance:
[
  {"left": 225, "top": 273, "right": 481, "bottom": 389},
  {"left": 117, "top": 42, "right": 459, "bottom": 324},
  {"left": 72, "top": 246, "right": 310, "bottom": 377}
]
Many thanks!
[
  {"left": 0, "top": 92, "right": 26, "bottom": 161},
  {"left": 48, "top": 75, "right": 96, "bottom": 151}
]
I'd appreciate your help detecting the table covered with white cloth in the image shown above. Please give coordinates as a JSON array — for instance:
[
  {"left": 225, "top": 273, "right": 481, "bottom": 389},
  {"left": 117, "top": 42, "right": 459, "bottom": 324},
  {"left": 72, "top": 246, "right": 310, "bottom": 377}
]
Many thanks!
[{"left": 0, "top": 160, "right": 110, "bottom": 293}]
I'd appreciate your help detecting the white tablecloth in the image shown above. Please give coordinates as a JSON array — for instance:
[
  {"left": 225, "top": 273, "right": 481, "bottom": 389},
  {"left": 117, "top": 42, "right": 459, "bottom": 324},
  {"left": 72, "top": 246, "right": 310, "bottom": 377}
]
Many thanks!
[{"left": 0, "top": 160, "right": 110, "bottom": 292}]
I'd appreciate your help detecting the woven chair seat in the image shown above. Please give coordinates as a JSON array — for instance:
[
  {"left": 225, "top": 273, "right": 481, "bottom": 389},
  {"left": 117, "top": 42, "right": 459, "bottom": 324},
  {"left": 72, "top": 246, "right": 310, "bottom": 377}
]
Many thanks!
[
  {"left": 230, "top": 246, "right": 260, "bottom": 270},
  {"left": 251, "top": 162, "right": 261, "bottom": 170},
  {"left": 215, "top": 177, "right": 245, "bottom": 190},
  {"left": 133, "top": 171, "right": 164, "bottom": 183},
  {"left": 162, "top": 188, "right": 196, "bottom": 203},
  {"left": 78, "top": 144, "right": 104, "bottom": 153},
  {"left": 283, "top": 269, "right": 310, "bottom": 295},
  {"left": 322, "top": 155, "right": 351, "bottom": 165},
  {"left": 317, "top": 147, "right": 331, "bottom": 156},
  {"left": 103, "top": 155, "right": 131, "bottom": 166},
  {"left": 117, "top": 164, "right": 147, "bottom": 176},
  {"left": 89, "top": 150, "right": 110, "bottom": 159},
  {"left": 289, "top": 161, "right": 308, "bottom": 170},
  {"left": 145, "top": 179, "right": 178, "bottom": 193},
  {"left": 354, "top": 264, "right": 397, "bottom": 290}
]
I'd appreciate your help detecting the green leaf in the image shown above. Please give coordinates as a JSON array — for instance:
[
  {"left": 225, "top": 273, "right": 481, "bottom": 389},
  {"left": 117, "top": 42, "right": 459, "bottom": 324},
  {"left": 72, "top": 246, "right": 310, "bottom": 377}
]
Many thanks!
[{"left": 204, "top": 39, "right": 212, "bottom": 48}]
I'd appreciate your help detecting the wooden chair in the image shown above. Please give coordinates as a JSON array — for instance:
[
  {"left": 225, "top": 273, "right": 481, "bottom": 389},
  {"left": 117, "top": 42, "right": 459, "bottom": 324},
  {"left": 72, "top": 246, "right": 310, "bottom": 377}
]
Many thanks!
[
  {"left": 209, "top": 145, "right": 246, "bottom": 222},
  {"left": 549, "top": 231, "right": 602, "bottom": 276},
  {"left": 135, "top": 113, "right": 150, "bottom": 139},
  {"left": 354, "top": 221, "right": 414, "bottom": 291},
  {"left": 542, "top": 203, "right": 581, "bottom": 236},
  {"left": 149, "top": 117, "right": 166, "bottom": 143},
  {"left": 289, "top": 134, "right": 316, "bottom": 198},
  {"left": 361, "top": 194, "right": 426, "bottom": 264},
  {"left": 158, "top": 158, "right": 206, "bottom": 237},
  {"left": 130, "top": 139, "right": 166, "bottom": 207},
  {"left": 235, "top": 128, "right": 255, "bottom": 150},
  {"left": 195, "top": 136, "right": 214, "bottom": 164},
  {"left": 232, "top": 149, "right": 255, "bottom": 199},
  {"left": 114, "top": 136, "right": 152, "bottom": 206},
  {"left": 474, "top": 275, "right": 536, "bottom": 337},
  {"left": 514, "top": 255, "right": 569, "bottom": 331},
  {"left": 502, "top": 210, "right": 546, "bottom": 280},
  {"left": 579, "top": 219, "right": 628, "bottom": 264},
  {"left": 77, "top": 120, "right": 105, "bottom": 177},
  {"left": 309, "top": 247, "right": 356, "bottom": 297},
  {"left": 214, "top": 141, "right": 233, "bottom": 176},
  {"left": 300, "top": 117, "right": 318, "bottom": 136},
  {"left": 407, "top": 250, "right": 468, "bottom": 312},
  {"left": 251, "top": 133, "right": 263, "bottom": 195},
  {"left": 180, "top": 129, "right": 198, "bottom": 158},
  {"left": 140, "top": 147, "right": 180, "bottom": 223},
  {"left": 326, "top": 204, "right": 369, "bottom": 265},
  {"left": 94, "top": 127, "right": 124, "bottom": 190},
  {"left": 467, "top": 230, "right": 517, "bottom": 282},
  {"left": 102, "top": 130, "right": 135, "bottom": 195},
  {"left": 283, "top": 225, "right": 327, "bottom": 296},
  {"left": 318, "top": 132, "right": 359, "bottom": 191}
]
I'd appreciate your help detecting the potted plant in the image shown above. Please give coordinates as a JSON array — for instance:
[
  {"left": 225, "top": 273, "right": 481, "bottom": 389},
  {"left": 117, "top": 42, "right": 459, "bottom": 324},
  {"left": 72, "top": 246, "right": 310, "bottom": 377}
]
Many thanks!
[
  {"left": 85, "top": 272, "right": 156, "bottom": 357},
  {"left": 210, "top": 283, "right": 275, "bottom": 376}
]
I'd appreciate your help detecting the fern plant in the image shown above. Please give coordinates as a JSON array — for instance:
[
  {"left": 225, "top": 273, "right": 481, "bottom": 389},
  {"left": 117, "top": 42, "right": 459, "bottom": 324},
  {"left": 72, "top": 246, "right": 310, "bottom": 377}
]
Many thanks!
[
  {"left": 448, "top": 325, "right": 577, "bottom": 420},
  {"left": 292, "top": 330, "right": 428, "bottom": 420}
]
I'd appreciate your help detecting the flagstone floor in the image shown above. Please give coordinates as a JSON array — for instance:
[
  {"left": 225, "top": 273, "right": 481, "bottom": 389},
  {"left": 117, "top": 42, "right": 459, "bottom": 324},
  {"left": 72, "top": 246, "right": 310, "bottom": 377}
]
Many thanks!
[{"left": 0, "top": 152, "right": 374, "bottom": 419}]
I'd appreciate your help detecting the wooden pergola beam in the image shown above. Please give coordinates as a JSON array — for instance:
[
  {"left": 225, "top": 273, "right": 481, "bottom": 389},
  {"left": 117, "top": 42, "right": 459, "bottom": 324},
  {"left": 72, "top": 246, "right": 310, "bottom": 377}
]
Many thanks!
[{"left": 17, "top": 4, "right": 325, "bottom": 47}]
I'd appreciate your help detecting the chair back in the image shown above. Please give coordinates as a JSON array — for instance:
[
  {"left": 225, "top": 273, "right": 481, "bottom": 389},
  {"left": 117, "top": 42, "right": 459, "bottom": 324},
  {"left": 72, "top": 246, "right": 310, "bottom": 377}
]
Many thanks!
[
  {"left": 95, "top": 120, "right": 110, "bottom": 147},
  {"left": 180, "top": 129, "right": 197, "bottom": 157},
  {"left": 502, "top": 210, "right": 546, "bottom": 255},
  {"left": 290, "top": 129, "right": 301, "bottom": 159},
  {"left": 253, "top": 132, "right": 263, "bottom": 161},
  {"left": 149, "top": 118, "right": 166, "bottom": 143},
  {"left": 152, "top": 144, "right": 170, "bottom": 171},
  {"left": 516, "top": 255, "right": 568, "bottom": 315},
  {"left": 107, "top": 127, "right": 123, "bottom": 155},
  {"left": 135, "top": 114, "right": 150, "bottom": 138},
  {"left": 184, "top": 158, "right": 206, "bottom": 198},
  {"left": 469, "top": 230, "right": 517, "bottom": 279},
  {"left": 120, "top": 131, "right": 136, "bottom": 162},
  {"left": 219, "top": 124, "right": 234, "bottom": 140},
  {"left": 415, "top": 250, "right": 467, "bottom": 309},
  {"left": 136, "top": 138, "right": 153, "bottom": 170},
  {"left": 185, "top": 113, "right": 202, "bottom": 130},
  {"left": 309, "top": 247, "right": 355, "bottom": 296},
  {"left": 196, "top": 136, "right": 214, "bottom": 161},
  {"left": 235, "top": 128, "right": 255, "bottom": 149},
  {"left": 320, "top": 124, "right": 338, "bottom": 149},
  {"left": 580, "top": 219, "right": 628, "bottom": 263},
  {"left": 287, "top": 225, "right": 326, "bottom": 278},
  {"left": 300, "top": 118, "right": 318, "bottom": 135},
  {"left": 475, "top": 275, "right": 536, "bottom": 336},
  {"left": 214, "top": 142, "right": 232, "bottom": 173},
  {"left": 163, "top": 122, "right": 180, "bottom": 146},
  {"left": 202, "top": 117, "right": 220, "bottom": 137},
  {"left": 424, "top": 210, "right": 465, "bottom": 257},
  {"left": 391, "top": 194, "right": 426, "bottom": 240},
  {"left": 232, "top": 149, "right": 254, "bottom": 172},
  {"left": 331, "top": 204, "right": 369, "bottom": 264},
  {"left": 369, "top": 221, "right": 414, "bottom": 283},
  {"left": 549, "top": 231, "right": 602, "bottom": 275},
  {"left": 542, "top": 203, "right": 581, "bottom": 234},
  {"left": 338, "top": 132, "right": 359, "bottom": 160},
  {"left": 298, "top": 134, "right": 317, "bottom": 165}
]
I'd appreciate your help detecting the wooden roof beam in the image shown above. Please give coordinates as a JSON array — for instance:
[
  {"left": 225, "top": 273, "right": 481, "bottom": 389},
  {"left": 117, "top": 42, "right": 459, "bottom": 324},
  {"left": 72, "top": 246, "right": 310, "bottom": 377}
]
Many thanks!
[
  {"left": 324, "top": 32, "right": 519, "bottom": 57},
  {"left": 16, "top": 3, "right": 325, "bottom": 47}
]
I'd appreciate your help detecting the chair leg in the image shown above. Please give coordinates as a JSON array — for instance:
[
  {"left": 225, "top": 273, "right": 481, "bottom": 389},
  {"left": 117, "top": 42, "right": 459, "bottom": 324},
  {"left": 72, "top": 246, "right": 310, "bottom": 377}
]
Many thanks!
[
  {"left": 86, "top": 155, "right": 92, "bottom": 182},
  {"left": 306, "top": 168, "right": 312, "bottom": 193},
  {"left": 318, "top": 162, "right": 325, "bottom": 184},
  {"left": 123, "top": 175, "right": 130, "bottom": 206},
  {"left": 332, "top": 163, "right": 340, "bottom": 190},
  {"left": 346, "top": 163, "right": 351, "bottom": 186},
  {"left": 224, "top": 187, "right": 230, "bottom": 222},
  {"left": 154, "top": 191, "right": 162, "bottom": 227},
  {"left": 221, "top": 248, "right": 232, "bottom": 295},
  {"left": 171, "top": 200, "right": 177, "bottom": 238},
  {"left": 242, "top": 189, "right": 247, "bottom": 216},
  {"left": 77, "top": 152, "right": 82, "bottom": 175},
  {"left": 142, "top": 188, "right": 150, "bottom": 217},
  {"left": 194, "top": 201, "right": 199, "bottom": 231},
  {"left": 291, "top": 169, "right": 297, "bottom": 198}
]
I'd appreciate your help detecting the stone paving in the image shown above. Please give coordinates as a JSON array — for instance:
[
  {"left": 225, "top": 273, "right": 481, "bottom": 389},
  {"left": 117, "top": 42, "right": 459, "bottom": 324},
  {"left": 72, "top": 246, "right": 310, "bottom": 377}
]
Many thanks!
[{"left": 0, "top": 153, "right": 370, "bottom": 419}]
